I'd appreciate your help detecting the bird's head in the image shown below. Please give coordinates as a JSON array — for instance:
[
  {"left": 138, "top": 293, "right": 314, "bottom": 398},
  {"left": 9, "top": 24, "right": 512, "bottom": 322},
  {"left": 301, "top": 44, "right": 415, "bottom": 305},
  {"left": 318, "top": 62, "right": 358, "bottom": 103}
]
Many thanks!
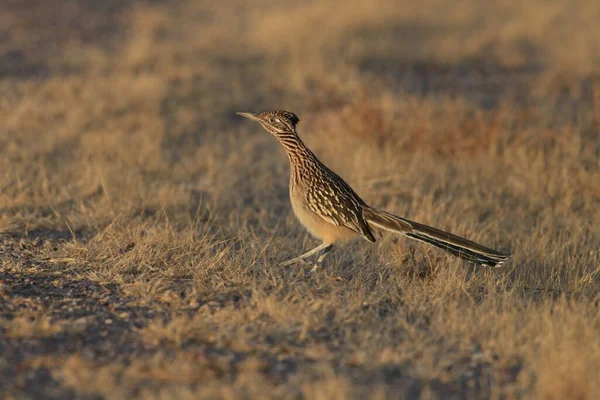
[{"left": 236, "top": 110, "right": 300, "bottom": 135}]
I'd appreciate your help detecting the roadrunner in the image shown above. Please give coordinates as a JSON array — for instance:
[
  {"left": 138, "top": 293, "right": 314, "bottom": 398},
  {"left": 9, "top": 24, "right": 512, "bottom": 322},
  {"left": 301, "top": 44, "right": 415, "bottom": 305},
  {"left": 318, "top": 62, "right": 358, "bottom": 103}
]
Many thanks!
[{"left": 237, "top": 110, "right": 510, "bottom": 270}]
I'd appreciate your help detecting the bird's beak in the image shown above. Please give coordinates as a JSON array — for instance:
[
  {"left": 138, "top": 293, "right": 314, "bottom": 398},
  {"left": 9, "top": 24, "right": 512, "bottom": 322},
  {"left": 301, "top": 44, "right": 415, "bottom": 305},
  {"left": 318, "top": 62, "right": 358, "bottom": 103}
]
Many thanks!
[{"left": 236, "top": 112, "right": 262, "bottom": 123}]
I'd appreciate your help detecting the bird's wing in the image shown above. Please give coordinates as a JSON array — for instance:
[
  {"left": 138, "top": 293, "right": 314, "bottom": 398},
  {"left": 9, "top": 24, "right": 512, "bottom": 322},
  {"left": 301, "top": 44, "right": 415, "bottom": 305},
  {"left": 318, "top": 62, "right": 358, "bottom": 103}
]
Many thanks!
[{"left": 306, "top": 174, "right": 376, "bottom": 242}]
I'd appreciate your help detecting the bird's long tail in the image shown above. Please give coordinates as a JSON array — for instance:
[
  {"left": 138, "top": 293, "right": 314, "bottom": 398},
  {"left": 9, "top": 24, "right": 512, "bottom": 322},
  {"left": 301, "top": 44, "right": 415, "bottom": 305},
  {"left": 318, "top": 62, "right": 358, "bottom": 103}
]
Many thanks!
[{"left": 363, "top": 207, "right": 511, "bottom": 267}]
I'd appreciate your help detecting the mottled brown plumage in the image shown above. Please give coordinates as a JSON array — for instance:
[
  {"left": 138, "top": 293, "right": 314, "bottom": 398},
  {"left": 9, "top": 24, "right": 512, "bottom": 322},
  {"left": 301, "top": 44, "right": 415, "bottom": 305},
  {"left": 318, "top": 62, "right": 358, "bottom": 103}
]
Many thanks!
[{"left": 237, "top": 110, "right": 511, "bottom": 270}]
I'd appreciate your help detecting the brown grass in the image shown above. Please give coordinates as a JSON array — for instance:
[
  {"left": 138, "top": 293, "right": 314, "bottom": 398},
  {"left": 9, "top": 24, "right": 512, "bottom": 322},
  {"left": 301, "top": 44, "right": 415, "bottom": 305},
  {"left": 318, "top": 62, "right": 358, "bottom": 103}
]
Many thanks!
[
  {"left": 1, "top": 0, "right": 599, "bottom": 398},
  {"left": 0, "top": 311, "right": 65, "bottom": 339}
]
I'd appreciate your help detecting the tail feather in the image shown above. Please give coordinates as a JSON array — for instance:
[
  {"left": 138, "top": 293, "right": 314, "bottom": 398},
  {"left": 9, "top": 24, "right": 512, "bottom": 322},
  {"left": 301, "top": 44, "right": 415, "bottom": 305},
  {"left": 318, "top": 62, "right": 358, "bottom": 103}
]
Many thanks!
[{"left": 363, "top": 207, "right": 511, "bottom": 267}]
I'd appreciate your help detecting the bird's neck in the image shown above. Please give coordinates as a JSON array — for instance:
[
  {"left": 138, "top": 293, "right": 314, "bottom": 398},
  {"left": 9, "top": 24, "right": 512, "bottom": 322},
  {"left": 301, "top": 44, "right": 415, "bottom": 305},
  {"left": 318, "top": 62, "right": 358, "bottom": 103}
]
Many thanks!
[
  {"left": 275, "top": 132, "right": 311, "bottom": 159},
  {"left": 275, "top": 132, "right": 319, "bottom": 179}
]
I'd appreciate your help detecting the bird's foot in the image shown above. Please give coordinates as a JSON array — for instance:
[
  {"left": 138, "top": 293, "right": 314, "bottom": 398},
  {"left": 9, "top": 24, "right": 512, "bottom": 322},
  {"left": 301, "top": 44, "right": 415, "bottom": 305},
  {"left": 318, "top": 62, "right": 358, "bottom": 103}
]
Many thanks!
[
  {"left": 309, "top": 263, "right": 321, "bottom": 274},
  {"left": 279, "top": 258, "right": 310, "bottom": 268},
  {"left": 306, "top": 264, "right": 344, "bottom": 282}
]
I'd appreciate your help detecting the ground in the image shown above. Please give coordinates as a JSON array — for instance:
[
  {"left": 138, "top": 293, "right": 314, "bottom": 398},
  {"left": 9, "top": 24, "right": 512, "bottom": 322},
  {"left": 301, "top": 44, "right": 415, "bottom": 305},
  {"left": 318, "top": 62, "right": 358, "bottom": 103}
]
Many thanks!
[{"left": 0, "top": 0, "right": 599, "bottom": 399}]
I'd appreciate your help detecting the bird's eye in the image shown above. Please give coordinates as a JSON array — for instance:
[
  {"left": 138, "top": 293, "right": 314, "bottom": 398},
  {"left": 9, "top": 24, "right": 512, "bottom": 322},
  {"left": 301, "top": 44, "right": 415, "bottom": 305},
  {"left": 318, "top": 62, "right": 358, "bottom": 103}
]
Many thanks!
[{"left": 269, "top": 118, "right": 276, "bottom": 123}]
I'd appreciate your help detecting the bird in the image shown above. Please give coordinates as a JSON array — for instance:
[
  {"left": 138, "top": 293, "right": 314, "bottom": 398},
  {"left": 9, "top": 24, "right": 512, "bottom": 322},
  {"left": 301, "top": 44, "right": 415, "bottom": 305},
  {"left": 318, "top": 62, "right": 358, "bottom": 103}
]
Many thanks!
[{"left": 237, "top": 110, "right": 511, "bottom": 271}]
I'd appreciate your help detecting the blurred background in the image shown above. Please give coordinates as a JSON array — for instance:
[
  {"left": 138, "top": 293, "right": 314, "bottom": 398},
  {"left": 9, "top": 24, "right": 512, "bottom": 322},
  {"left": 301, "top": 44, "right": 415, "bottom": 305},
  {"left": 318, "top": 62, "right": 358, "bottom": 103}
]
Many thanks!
[{"left": 1, "top": 0, "right": 598, "bottom": 215}]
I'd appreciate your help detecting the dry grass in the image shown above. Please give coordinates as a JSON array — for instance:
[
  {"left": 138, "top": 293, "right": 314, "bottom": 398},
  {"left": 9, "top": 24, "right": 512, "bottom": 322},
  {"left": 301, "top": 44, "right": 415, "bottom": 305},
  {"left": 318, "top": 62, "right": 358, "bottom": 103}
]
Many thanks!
[
  {"left": 0, "top": 0, "right": 599, "bottom": 398},
  {"left": 0, "top": 311, "right": 65, "bottom": 339}
]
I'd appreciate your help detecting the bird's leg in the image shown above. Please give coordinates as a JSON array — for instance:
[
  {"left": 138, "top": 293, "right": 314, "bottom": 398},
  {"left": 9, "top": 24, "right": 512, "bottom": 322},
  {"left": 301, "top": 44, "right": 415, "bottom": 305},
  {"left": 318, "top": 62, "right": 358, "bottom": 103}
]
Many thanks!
[
  {"left": 309, "top": 244, "right": 334, "bottom": 273},
  {"left": 279, "top": 243, "right": 332, "bottom": 267}
]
